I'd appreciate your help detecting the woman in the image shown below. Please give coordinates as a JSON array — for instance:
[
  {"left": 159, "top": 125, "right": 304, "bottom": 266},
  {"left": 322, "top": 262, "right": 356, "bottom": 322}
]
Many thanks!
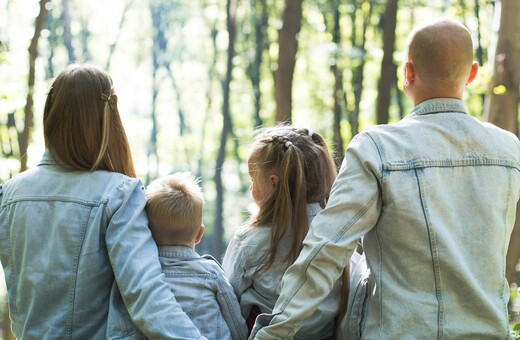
[{"left": 0, "top": 64, "right": 203, "bottom": 339}]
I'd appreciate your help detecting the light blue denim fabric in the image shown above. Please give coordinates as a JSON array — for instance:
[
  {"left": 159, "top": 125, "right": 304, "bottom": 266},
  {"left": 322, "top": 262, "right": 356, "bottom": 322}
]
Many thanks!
[
  {"left": 251, "top": 98, "right": 520, "bottom": 340},
  {"left": 156, "top": 246, "right": 248, "bottom": 340},
  {"left": 223, "top": 203, "right": 347, "bottom": 340},
  {"left": 0, "top": 150, "right": 205, "bottom": 339}
]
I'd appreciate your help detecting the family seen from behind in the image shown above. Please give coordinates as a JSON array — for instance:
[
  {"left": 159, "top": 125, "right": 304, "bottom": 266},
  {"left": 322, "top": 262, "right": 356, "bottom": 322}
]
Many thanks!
[{"left": 0, "top": 17, "right": 519, "bottom": 340}]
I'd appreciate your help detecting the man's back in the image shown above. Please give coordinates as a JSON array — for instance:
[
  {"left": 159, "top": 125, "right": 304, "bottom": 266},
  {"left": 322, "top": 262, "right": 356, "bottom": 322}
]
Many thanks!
[{"left": 349, "top": 98, "right": 520, "bottom": 338}]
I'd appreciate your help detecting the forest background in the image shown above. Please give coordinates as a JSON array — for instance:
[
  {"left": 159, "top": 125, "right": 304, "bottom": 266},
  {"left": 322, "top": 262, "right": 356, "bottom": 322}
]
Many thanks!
[{"left": 1, "top": 0, "right": 519, "bottom": 338}]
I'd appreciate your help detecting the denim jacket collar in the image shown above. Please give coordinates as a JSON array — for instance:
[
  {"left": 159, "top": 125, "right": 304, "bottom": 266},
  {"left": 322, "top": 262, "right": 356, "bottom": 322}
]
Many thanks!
[
  {"left": 307, "top": 202, "right": 322, "bottom": 217},
  {"left": 406, "top": 98, "right": 467, "bottom": 119},
  {"left": 38, "top": 149, "right": 68, "bottom": 168},
  {"left": 158, "top": 245, "right": 199, "bottom": 260}
]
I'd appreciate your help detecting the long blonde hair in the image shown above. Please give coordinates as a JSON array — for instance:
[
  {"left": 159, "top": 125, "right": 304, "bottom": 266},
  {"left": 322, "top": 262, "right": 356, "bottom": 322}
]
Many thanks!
[
  {"left": 249, "top": 125, "right": 337, "bottom": 272},
  {"left": 43, "top": 64, "right": 136, "bottom": 177}
]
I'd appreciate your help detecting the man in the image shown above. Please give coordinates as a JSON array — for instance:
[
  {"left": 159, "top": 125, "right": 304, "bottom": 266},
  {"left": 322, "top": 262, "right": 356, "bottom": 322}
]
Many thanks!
[{"left": 251, "top": 18, "right": 520, "bottom": 339}]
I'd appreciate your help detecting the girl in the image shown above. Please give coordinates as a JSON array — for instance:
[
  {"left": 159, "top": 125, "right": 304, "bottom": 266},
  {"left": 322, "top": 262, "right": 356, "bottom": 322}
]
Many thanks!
[
  {"left": 223, "top": 125, "right": 356, "bottom": 339},
  {"left": 0, "top": 64, "right": 203, "bottom": 339}
]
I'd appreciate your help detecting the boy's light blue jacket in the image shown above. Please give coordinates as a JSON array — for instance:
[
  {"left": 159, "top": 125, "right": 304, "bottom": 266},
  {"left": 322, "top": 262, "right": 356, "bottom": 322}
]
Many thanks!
[
  {"left": 252, "top": 98, "right": 520, "bottom": 340},
  {"left": 158, "top": 246, "right": 248, "bottom": 340},
  {"left": 0, "top": 151, "right": 204, "bottom": 339}
]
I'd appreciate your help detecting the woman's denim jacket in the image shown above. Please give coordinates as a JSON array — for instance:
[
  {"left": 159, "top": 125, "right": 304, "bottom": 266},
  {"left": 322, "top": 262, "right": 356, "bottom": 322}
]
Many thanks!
[
  {"left": 223, "top": 203, "right": 349, "bottom": 340},
  {"left": 0, "top": 151, "right": 204, "bottom": 339},
  {"left": 251, "top": 99, "right": 520, "bottom": 340}
]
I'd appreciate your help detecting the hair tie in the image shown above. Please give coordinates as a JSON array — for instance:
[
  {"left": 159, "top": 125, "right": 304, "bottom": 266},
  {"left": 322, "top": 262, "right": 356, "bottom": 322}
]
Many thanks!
[
  {"left": 308, "top": 129, "right": 314, "bottom": 138},
  {"left": 284, "top": 141, "right": 293, "bottom": 149}
]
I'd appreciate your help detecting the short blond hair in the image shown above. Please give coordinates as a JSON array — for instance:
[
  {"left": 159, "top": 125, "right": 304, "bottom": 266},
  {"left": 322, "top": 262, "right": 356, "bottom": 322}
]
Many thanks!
[{"left": 145, "top": 172, "right": 204, "bottom": 245}]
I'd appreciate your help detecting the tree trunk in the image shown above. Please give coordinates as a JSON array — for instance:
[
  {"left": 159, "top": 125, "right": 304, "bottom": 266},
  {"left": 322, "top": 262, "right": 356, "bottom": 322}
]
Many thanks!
[
  {"left": 275, "top": 0, "right": 303, "bottom": 123},
  {"left": 147, "top": 2, "right": 166, "bottom": 184},
  {"left": 483, "top": 0, "right": 520, "bottom": 133},
  {"left": 45, "top": 7, "right": 58, "bottom": 79},
  {"left": 19, "top": 0, "right": 48, "bottom": 173},
  {"left": 376, "top": 0, "right": 398, "bottom": 125},
  {"left": 474, "top": 0, "right": 486, "bottom": 112},
  {"left": 327, "top": 1, "right": 346, "bottom": 168},
  {"left": 483, "top": 0, "right": 520, "bottom": 285},
  {"left": 350, "top": 0, "right": 373, "bottom": 137},
  {"left": 214, "top": 0, "right": 238, "bottom": 259},
  {"left": 249, "top": 0, "right": 267, "bottom": 128},
  {"left": 106, "top": 0, "right": 133, "bottom": 71},
  {"left": 62, "top": 0, "right": 75, "bottom": 62}
]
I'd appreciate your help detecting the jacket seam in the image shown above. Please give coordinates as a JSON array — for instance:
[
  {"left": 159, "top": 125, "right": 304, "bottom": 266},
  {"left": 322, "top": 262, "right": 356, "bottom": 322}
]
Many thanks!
[{"left": 415, "top": 168, "right": 444, "bottom": 339}]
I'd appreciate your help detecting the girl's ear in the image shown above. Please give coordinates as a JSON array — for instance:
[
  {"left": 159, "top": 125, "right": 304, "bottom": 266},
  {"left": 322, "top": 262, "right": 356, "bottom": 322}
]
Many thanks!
[{"left": 269, "top": 174, "right": 279, "bottom": 187}]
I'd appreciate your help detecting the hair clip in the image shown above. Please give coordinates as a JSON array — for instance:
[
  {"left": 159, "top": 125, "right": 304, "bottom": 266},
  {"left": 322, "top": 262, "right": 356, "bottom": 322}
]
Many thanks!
[
  {"left": 308, "top": 129, "right": 314, "bottom": 138},
  {"left": 101, "top": 92, "right": 112, "bottom": 101}
]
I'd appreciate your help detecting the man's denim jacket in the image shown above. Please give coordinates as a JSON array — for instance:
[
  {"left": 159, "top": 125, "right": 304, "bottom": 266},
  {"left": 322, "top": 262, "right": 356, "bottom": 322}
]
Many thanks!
[
  {"left": 0, "top": 151, "right": 204, "bottom": 339},
  {"left": 223, "top": 203, "right": 349, "bottom": 340},
  {"left": 251, "top": 99, "right": 520, "bottom": 339}
]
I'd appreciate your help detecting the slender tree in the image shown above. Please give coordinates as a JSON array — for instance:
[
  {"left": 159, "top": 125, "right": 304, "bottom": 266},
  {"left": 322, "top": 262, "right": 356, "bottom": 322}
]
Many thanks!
[
  {"left": 275, "top": 0, "right": 303, "bottom": 123},
  {"left": 483, "top": 0, "right": 520, "bottom": 285},
  {"left": 147, "top": 0, "right": 174, "bottom": 183},
  {"left": 376, "top": 0, "right": 398, "bottom": 125},
  {"left": 19, "top": 0, "right": 49, "bottom": 172},
  {"left": 214, "top": 0, "right": 238, "bottom": 258},
  {"left": 474, "top": 0, "right": 486, "bottom": 110},
  {"left": 349, "top": 0, "right": 373, "bottom": 137},
  {"left": 45, "top": 5, "right": 58, "bottom": 79},
  {"left": 248, "top": 0, "right": 268, "bottom": 128},
  {"left": 106, "top": 0, "right": 134, "bottom": 71},
  {"left": 62, "top": 0, "right": 75, "bottom": 62},
  {"left": 322, "top": 0, "right": 347, "bottom": 167},
  {"left": 483, "top": 0, "right": 519, "bottom": 133}
]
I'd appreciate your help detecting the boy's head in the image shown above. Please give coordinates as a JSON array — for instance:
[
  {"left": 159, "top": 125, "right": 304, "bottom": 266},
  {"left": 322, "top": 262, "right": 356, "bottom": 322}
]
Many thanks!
[{"left": 145, "top": 172, "right": 204, "bottom": 247}]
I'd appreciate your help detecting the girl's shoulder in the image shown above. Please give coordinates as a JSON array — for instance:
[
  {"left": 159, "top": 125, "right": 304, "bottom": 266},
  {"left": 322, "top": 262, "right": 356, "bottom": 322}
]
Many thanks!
[{"left": 232, "top": 224, "right": 272, "bottom": 245}]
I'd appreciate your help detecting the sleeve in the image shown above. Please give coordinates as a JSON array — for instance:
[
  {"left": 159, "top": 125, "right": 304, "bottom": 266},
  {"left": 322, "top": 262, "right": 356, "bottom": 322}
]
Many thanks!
[
  {"left": 222, "top": 232, "right": 252, "bottom": 300},
  {"left": 105, "top": 179, "right": 205, "bottom": 340},
  {"left": 215, "top": 267, "right": 249, "bottom": 340},
  {"left": 251, "top": 132, "right": 383, "bottom": 340}
]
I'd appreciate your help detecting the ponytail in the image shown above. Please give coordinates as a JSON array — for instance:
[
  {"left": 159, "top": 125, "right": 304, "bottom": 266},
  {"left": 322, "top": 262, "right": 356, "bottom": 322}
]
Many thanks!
[{"left": 248, "top": 125, "right": 336, "bottom": 274}]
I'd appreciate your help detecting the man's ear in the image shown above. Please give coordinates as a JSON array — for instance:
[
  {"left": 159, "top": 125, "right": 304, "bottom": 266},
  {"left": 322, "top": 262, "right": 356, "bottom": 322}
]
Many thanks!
[
  {"left": 194, "top": 224, "right": 205, "bottom": 244},
  {"left": 404, "top": 61, "right": 415, "bottom": 86},
  {"left": 466, "top": 62, "right": 479, "bottom": 86}
]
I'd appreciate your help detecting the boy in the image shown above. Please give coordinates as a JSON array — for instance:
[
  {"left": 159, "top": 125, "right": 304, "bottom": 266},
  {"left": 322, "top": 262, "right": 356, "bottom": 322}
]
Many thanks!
[{"left": 146, "top": 172, "right": 247, "bottom": 340}]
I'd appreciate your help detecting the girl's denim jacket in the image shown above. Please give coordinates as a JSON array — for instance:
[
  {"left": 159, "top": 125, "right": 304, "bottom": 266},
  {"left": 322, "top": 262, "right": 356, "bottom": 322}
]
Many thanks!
[
  {"left": 223, "top": 203, "right": 350, "bottom": 340},
  {"left": 0, "top": 151, "right": 204, "bottom": 339},
  {"left": 251, "top": 99, "right": 520, "bottom": 340}
]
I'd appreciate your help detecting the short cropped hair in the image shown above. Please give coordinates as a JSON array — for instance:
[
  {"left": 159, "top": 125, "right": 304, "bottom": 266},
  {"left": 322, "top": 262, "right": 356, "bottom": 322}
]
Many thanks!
[{"left": 145, "top": 172, "right": 204, "bottom": 245}]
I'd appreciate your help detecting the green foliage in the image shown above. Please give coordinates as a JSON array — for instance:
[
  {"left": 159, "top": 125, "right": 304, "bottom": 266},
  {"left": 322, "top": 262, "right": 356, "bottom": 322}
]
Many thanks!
[
  {"left": 0, "top": 0, "right": 502, "bottom": 250},
  {"left": 513, "top": 322, "right": 520, "bottom": 339}
]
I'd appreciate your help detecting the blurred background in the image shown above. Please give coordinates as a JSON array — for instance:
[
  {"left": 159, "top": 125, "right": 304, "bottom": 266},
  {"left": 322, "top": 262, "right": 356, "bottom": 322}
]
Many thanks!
[{"left": 1, "top": 0, "right": 519, "bottom": 337}]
